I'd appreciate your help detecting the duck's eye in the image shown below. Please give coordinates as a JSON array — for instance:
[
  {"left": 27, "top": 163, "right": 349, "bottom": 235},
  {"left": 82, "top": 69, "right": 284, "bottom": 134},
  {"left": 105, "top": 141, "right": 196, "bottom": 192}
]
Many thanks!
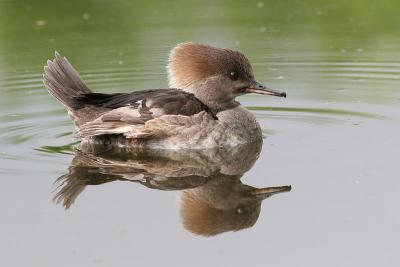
[{"left": 229, "top": 71, "right": 239, "bottom": 81}]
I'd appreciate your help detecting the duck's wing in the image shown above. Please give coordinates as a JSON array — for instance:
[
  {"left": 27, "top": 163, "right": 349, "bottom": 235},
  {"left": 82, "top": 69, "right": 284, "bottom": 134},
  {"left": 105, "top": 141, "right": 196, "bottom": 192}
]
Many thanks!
[{"left": 75, "top": 89, "right": 216, "bottom": 138}]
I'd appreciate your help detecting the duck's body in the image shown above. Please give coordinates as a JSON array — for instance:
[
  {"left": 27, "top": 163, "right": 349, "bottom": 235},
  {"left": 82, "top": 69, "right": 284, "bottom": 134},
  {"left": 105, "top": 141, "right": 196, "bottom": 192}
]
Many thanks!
[
  {"left": 87, "top": 105, "right": 262, "bottom": 149},
  {"left": 43, "top": 43, "right": 285, "bottom": 148}
]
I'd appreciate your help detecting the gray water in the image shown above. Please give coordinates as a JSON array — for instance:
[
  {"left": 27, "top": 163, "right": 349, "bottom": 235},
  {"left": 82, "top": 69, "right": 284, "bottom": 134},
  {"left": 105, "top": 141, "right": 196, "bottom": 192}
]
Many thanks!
[{"left": 0, "top": 1, "right": 399, "bottom": 266}]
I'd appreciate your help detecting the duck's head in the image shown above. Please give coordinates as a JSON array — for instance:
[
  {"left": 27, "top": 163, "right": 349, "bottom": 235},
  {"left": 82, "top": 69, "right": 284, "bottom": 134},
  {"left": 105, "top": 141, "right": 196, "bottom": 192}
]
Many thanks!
[{"left": 167, "top": 42, "right": 286, "bottom": 112}]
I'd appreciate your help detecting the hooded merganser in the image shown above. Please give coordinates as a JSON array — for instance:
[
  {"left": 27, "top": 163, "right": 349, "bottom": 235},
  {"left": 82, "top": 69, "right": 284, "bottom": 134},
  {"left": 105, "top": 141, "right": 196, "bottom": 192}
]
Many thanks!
[{"left": 43, "top": 42, "right": 286, "bottom": 149}]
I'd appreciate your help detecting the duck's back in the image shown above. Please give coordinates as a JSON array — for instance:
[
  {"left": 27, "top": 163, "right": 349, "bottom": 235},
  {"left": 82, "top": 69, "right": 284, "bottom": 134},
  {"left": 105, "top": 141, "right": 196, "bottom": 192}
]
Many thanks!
[
  {"left": 75, "top": 89, "right": 217, "bottom": 140},
  {"left": 43, "top": 53, "right": 218, "bottom": 146}
]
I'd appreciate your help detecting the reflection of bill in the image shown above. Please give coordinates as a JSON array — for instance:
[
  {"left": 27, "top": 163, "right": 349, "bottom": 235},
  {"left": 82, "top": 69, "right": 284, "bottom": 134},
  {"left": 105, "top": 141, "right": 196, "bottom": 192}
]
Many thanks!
[{"left": 53, "top": 140, "right": 291, "bottom": 236}]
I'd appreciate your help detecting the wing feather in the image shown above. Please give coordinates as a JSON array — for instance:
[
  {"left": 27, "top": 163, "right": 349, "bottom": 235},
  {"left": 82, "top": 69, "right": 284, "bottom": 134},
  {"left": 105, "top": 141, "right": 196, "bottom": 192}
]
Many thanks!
[{"left": 75, "top": 89, "right": 216, "bottom": 139}]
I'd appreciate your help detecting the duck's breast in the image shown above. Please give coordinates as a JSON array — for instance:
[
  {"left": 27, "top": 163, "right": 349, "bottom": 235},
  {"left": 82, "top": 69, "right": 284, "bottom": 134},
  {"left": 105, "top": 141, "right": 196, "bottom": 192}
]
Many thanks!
[{"left": 144, "top": 106, "right": 262, "bottom": 149}]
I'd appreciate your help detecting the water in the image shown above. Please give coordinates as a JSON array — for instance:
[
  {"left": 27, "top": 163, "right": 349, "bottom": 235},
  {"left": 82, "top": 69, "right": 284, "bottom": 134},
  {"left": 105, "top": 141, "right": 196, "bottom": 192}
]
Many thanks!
[{"left": 0, "top": 0, "right": 399, "bottom": 266}]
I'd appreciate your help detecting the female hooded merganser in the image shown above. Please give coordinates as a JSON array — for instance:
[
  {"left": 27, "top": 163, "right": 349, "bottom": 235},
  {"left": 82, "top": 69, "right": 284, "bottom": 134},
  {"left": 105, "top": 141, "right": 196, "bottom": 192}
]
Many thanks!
[{"left": 43, "top": 42, "right": 286, "bottom": 149}]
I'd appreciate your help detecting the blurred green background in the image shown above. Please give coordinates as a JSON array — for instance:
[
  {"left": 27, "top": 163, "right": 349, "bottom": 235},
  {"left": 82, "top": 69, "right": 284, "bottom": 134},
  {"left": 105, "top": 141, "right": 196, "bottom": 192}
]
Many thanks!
[{"left": 0, "top": 0, "right": 399, "bottom": 101}]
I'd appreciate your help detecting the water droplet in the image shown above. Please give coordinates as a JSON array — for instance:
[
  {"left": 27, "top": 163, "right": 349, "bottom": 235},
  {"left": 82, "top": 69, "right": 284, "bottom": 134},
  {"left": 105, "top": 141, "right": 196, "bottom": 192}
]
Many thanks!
[
  {"left": 256, "top": 2, "right": 264, "bottom": 8},
  {"left": 82, "top": 13, "right": 90, "bottom": 20}
]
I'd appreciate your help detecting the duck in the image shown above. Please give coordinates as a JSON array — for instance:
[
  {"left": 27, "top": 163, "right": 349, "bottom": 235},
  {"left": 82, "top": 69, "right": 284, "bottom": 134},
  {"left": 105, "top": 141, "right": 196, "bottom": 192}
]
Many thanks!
[{"left": 43, "top": 42, "right": 286, "bottom": 149}]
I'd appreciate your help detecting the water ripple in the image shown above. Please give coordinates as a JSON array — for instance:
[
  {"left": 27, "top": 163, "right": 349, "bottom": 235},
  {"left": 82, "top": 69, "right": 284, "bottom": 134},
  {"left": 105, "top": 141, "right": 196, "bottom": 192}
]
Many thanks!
[{"left": 0, "top": 56, "right": 394, "bottom": 170}]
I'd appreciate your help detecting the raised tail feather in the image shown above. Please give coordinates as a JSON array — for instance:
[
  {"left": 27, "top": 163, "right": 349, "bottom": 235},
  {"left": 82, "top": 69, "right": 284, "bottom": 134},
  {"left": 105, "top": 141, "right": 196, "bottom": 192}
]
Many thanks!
[{"left": 43, "top": 52, "right": 91, "bottom": 109}]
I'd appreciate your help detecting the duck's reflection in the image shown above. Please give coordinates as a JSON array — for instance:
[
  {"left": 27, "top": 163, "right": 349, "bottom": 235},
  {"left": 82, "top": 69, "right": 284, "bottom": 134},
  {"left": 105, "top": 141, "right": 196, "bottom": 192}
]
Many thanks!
[{"left": 53, "top": 140, "right": 291, "bottom": 236}]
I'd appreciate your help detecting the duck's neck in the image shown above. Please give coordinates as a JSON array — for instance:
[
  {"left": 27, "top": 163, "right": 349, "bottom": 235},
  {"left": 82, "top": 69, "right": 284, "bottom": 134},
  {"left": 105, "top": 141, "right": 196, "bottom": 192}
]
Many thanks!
[{"left": 180, "top": 79, "right": 239, "bottom": 114}]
